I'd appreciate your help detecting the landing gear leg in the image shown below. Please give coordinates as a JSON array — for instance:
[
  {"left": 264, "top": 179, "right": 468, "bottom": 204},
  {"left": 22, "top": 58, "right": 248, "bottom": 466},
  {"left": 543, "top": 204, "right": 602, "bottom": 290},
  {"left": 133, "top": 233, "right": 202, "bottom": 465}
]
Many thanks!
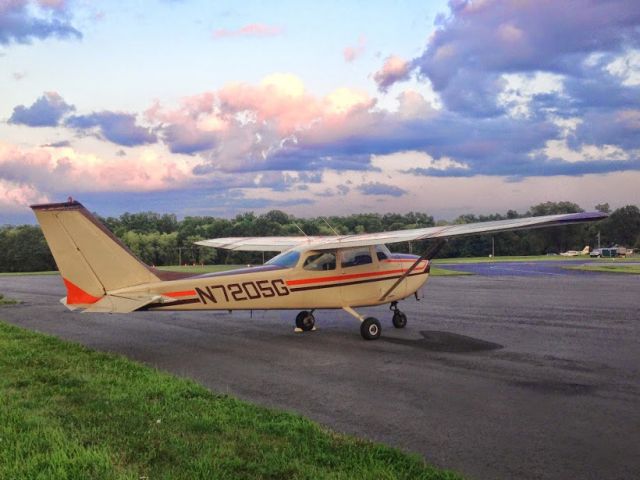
[
  {"left": 295, "top": 310, "right": 315, "bottom": 332},
  {"left": 390, "top": 301, "right": 407, "bottom": 329},
  {"left": 343, "top": 306, "right": 381, "bottom": 340}
]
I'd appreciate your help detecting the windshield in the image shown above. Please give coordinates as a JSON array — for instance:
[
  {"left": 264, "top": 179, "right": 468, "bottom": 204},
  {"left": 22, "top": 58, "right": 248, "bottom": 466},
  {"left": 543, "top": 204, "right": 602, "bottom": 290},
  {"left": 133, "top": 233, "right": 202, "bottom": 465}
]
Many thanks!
[{"left": 265, "top": 250, "right": 301, "bottom": 268}]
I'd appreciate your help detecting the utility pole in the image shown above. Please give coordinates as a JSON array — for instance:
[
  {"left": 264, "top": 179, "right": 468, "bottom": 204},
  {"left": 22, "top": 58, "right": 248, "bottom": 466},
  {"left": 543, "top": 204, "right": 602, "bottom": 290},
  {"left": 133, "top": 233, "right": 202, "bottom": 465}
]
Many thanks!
[
  {"left": 597, "top": 231, "right": 601, "bottom": 250},
  {"left": 178, "top": 247, "right": 182, "bottom": 266},
  {"left": 492, "top": 236, "right": 495, "bottom": 258}
]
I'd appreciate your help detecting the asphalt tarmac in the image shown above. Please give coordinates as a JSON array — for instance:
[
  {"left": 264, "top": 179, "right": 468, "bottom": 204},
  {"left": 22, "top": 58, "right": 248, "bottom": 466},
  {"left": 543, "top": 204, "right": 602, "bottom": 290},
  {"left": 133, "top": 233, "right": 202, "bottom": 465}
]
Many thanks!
[{"left": 1, "top": 272, "right": 639, "bottom": 480}]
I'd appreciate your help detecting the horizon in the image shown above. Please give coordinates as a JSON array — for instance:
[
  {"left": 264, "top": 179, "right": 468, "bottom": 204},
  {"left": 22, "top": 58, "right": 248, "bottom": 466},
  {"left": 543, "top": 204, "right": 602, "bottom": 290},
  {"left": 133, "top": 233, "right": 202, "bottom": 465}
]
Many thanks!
[{"left": 1, "top": 1, "right": 639, "bottom": 224}]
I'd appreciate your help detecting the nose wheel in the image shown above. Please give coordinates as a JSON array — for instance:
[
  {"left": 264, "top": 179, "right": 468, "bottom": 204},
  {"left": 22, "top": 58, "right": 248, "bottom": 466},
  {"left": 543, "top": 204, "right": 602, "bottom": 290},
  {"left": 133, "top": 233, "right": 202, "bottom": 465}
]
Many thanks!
[
  {"left": 390, "top": 302, "right": 407, "bottom": 328},
  {"left": 295, "top": 310, "right": 316, "bottom": 331}
]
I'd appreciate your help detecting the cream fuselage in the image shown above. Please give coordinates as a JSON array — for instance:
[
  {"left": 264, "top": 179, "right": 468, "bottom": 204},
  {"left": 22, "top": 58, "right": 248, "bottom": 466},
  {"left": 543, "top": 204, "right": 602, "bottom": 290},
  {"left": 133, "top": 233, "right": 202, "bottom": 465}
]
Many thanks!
[{"left": 112, "top": 250, "right": 430, "bottom": 311}]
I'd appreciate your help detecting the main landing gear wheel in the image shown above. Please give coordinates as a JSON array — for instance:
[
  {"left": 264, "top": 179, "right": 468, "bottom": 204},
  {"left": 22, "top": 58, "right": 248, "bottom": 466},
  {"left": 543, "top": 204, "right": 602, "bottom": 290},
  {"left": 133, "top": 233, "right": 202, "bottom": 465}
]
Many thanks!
[
  {"left": 295, "top": 310, "right": 315, "bottom": 331},
  {"left": 361, "top": 317, "right": 381, "bottom": 340},
  {"left": 392, "top": 311, "right": 407, "bottom": 329}
]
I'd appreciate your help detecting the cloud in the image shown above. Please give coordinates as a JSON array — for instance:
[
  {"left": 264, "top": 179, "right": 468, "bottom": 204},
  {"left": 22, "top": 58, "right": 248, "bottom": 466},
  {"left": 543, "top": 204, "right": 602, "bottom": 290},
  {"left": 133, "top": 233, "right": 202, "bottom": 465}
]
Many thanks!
[
  {"left": 148, "top": 74, "right": 376, "bottom": 171},
  {"left": 0, "top": 141, "right": 199, "bottom": 194},
  {"left": 40, "top": 140, "right": 70, "bottom": 148},
  {"left": 358, "top": 182, "right": 407, "bottom": 197},
  {"left": 407, "top": 0, "right": 640, "bottom": 115},
  {"left": 0, "top": 178, "right": 48, "bottom": 209},
  {"left": 0, "top": 0, "right": 81, "bottom": 45},
  {"left": 343, "top": 36, "right": 366, "bottom": 62},
  {"left": 213, "top": 23, "right": 282, "bottom": 39},
  {"left": 66, "top": 112, "right": 157, "bottom": 146},
  {"left": 9, "top": 91, "right": 75, "bottom": 127},
  {"left": 373, "top": 55, "right": 411, "bottom": 92}
]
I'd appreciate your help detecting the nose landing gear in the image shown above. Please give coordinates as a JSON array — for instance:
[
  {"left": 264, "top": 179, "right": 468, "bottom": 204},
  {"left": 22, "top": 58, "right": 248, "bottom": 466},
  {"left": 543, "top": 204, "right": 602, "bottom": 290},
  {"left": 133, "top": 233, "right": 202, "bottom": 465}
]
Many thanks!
[{"left": 390, "top": 301, "right": 407, "bottom": 329}]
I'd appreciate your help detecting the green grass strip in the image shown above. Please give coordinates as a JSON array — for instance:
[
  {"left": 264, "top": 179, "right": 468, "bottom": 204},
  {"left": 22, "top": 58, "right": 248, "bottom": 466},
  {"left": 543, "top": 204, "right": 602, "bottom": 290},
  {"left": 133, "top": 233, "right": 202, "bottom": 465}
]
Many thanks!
[
  {"left": 0, "top": 293, "right": 18, "bottom": 305},
  {"left": 429, "top": 267, "right": 473, "bottom": 276},
  {"left": 0, "top": 322, "right": 462, "bottom": 480},
  {"left": 0, "top": 271, "right": 59, "bottom": 276},
  {"left": 563, "top": 264, "right": 640, "bottom": 274}
]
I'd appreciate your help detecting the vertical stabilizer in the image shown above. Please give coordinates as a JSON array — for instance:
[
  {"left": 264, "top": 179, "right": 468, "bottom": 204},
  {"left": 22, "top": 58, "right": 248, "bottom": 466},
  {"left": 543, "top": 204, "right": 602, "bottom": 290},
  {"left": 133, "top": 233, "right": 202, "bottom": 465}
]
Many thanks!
[{"left": 31, "top": 201, "right": 160, "bottom": 305}]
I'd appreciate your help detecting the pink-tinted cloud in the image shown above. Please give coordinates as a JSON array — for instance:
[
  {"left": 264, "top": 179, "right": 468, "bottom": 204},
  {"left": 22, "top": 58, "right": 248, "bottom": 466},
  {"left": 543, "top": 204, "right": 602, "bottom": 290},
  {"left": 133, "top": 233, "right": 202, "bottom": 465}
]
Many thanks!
[
  {"left": 212, "top": 23, "right": 282, "bottom": 39},
  {"left": 0, "top": 178, "right": 49, "bottom": 209},
  {"left": 0, "top": 141, "right": 199, "bottom": 194},
  {"left": 343, "top": 36, "right": 366, "bottom": 62},
  {"left": 147, "top": 74, "right": 376, "bottom": 170},
  {"left": 373, "top": 55, "right": 411, "bottom": 92}
]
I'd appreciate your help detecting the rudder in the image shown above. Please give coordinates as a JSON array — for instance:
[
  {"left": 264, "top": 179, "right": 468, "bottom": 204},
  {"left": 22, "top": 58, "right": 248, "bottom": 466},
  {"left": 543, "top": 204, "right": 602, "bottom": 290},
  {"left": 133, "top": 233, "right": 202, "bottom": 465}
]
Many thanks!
[{"left": 32, "top": 201, "right": 160, "bottom": 306}]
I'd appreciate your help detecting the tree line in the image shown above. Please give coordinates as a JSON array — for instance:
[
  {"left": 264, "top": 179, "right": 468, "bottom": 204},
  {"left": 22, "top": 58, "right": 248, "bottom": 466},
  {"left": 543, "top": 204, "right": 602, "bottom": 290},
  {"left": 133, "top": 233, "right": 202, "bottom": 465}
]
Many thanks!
[{"left": 1, "top": 201, "right": 638, "bottom": 272}]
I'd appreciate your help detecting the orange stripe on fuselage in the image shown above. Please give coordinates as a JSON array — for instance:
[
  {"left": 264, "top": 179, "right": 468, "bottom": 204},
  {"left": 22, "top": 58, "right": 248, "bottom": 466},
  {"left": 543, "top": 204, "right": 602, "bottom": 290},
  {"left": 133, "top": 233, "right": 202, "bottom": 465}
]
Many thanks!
[
  {"left": 286, "top": 261, "right": 431, "bottom": 287},
  {"left": 287, "top": 268, "right": 405, "bottom": 286},
  {"left": 164, "top": 290, "right": 197, "bottom": 298}
]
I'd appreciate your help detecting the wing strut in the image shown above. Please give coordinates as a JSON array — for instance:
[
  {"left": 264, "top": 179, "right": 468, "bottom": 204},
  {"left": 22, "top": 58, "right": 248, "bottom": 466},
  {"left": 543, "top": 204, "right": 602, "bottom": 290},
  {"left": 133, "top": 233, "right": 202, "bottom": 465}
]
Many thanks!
[{"left": 379, "top": 239, "right": 446, "bottom": 302}]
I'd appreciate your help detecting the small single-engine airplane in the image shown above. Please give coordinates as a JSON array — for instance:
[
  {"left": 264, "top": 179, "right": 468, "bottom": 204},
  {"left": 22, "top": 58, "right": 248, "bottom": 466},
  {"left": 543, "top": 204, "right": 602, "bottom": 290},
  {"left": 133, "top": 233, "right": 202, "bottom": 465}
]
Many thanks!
[
  {"left": 32, "top": 200, "right": 606, "bottom": 340},
  {"left": 560, "top": 246, "right": 590, "bottom": 256}
]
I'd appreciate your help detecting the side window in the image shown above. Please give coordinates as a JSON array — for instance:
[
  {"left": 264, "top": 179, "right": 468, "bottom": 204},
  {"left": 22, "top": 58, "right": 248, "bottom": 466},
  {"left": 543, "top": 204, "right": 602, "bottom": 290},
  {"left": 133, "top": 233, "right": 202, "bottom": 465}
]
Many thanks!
[
  {"left": 376, "top": 244, "right": 391, "bottom": 261},
  {"left": 303, "top": 251, "right": 336, "bottom": 271},
  {"left": 341, "top": 247, "right": 372, "bottom": 268}
]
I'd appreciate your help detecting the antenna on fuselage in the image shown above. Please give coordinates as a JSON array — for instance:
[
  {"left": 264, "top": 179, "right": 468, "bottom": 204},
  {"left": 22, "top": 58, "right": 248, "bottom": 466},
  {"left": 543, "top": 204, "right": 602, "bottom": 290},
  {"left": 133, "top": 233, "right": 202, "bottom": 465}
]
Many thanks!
[
  {"left": 293, "top": 222, "right": 309, "bottom": 239},
  {"left": 321, "top": 217, "right": 340, "bottom": 236}
]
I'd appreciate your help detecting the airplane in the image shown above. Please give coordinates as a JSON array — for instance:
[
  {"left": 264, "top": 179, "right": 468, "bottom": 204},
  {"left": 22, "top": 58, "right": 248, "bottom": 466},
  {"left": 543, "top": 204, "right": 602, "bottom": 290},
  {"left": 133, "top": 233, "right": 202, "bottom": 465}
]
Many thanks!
[
  {"left": 560, "top": 246, "right": 590, "bottom": 257},
  {"left": 31, "top": 200, "right": 607, "bottom": 340}
]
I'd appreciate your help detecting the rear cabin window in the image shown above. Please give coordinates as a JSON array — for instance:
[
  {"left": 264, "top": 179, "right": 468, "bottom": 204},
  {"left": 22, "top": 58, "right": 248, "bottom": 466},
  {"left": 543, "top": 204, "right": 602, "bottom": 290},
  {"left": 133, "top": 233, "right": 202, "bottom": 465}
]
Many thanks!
[
  {"left": 341, "top": 247, "right": 373, "bottom": 268},
  {"left": 303, "top": 251, "right": 336, "bottom": 271},
  {"left": 376, "top": 244, "right": 391, "bottom": 261}
]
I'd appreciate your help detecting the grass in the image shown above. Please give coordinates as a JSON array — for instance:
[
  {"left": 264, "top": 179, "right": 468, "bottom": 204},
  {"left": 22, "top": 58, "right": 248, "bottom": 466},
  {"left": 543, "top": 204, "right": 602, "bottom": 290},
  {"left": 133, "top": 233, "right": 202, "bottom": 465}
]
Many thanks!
[
  {"left": 0, "top": 321, "right": 462, "bottom": 480},
  {"left": 0, "top": 293, "right": 18, "bottom": 305},
  {"left": 0, "top": 270, "right": 59, "bottom": 276},
  {"left": 563, "top": 264, "right": 640, "bottom": 274},
  {"left": 433, "top": 255, "right": 638, "bottom": 264},
  {"left": 429, "top": 267, "right": 472, "bottom": 276}
]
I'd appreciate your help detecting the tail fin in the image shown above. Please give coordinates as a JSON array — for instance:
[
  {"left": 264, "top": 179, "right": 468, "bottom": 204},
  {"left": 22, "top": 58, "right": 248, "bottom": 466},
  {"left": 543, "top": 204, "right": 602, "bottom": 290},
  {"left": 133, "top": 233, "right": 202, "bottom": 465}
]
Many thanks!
[
  {"left": 581, "top": 246, "right": 590, "bottom": 255},
  {"left": 31, "top": 201, "right": 160, "bottom": 306}
]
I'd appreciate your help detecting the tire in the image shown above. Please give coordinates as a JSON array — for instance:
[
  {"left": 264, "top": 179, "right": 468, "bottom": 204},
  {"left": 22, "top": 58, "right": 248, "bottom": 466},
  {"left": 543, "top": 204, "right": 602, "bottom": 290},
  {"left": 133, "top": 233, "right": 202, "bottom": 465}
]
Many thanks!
[
  {"left": 360, "top": 317, "right": 381, "bottom": 340},
  {"left": 392, "top": 311, "right": 407, "bottom": 329},
  {"left": 295, "top": 311, "right": 315, "bottom": 331}
]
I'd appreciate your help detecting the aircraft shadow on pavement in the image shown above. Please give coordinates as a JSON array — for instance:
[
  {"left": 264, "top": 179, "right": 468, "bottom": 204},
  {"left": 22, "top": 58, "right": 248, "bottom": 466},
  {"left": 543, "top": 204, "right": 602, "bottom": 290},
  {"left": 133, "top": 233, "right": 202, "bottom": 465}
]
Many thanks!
[{"left": 382, "top": 330, "right": 504, "bottom": 353}]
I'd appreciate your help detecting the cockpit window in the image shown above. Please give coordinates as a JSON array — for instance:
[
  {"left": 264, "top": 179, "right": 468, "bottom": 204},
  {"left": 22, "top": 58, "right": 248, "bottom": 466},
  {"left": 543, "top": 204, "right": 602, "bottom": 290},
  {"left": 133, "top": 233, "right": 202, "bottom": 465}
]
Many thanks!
[
  {"left": 303, "top": 251, "right": 337, "bottom": 271},
  {"left": 341, "top": 247, "right": 373, "bottom": 268},
  {"left": 265, "top": 250, "right": 300, "bottom": 268}
]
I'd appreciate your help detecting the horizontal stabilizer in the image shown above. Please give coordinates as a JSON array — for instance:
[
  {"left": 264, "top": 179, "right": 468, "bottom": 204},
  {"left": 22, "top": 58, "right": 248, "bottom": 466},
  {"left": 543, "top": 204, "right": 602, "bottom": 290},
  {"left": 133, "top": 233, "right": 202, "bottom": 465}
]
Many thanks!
[{"left": 61, "top": 294, "right": 168, "bottom": 313}]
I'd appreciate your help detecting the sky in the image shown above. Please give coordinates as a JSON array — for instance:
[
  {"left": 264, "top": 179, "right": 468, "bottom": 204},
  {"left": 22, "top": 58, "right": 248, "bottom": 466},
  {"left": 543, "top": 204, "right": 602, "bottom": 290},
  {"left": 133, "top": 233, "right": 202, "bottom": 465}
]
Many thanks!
[{"left": 1, "top": 0, "right": 639, "bottom": 223}]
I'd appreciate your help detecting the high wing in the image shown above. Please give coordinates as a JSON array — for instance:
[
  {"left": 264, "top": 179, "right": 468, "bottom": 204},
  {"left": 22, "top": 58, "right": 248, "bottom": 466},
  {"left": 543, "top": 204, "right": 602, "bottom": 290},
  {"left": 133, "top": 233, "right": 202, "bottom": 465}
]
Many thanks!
[
  {"left": 196, "top": 211, "right": 607, "bottom": 252},
  {"left": 195, "top": 236, "right": 329, "bottom": 252}
]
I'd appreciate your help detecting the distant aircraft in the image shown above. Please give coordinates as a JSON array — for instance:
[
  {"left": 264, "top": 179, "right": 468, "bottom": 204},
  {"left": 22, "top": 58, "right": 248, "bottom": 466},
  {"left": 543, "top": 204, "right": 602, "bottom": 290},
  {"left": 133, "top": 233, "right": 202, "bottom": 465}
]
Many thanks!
[
  {"left": 560, "top": 246, "right": 590, "bottom": 257},
  {"left": 32, "top": 201, "right": 606, "bottom": 340}
]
